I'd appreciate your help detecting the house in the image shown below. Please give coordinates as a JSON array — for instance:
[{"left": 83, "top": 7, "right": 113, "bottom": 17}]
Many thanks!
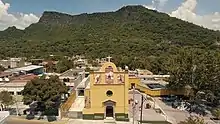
[
  {"left": 0, "top": 58, "right": 30, "bottom": 69},
  {"left": 59, "top": 69, "right": 85, "bottom": 94},
  {"left": 0, "top": 74, "right": 38, "bottom": 101}
]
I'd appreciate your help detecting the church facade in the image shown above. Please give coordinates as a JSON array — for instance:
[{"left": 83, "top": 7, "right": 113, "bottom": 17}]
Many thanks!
[{"left": 83, "top": 62, "right": 129, "bottom": 121}]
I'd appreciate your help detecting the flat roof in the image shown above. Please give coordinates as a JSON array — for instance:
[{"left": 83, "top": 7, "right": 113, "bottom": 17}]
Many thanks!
[
  {"left": 60, "top": 69, "right": 84, "bottom": 77},
  {"left": 5, "top": 65, "right": 43, "bottom": 73},
  {"left": 0, "top": 82, "right": 27, "bottom": 87},
  {"left": 0, "top": 72, "right": 13, "bottom": 77},
  {"left": 138, "top": 75, "right": 170, "bottom": 78},
  {"left": 12, "top": 74, "right": 38, "bottom": 81},
  {"left": 141, "top": 80, "right": 169, "bottom": 85}
]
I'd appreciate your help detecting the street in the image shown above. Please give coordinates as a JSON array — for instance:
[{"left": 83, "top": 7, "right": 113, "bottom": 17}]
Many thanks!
[
  {"left": 5, "top": 118, "right": 50, "bottom": 124},
  {"left": 5, "top": 116, "right": 66, "bottom": 124}
]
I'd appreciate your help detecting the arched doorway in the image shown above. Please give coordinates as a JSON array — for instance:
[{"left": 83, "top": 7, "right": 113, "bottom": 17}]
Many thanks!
[{"left": 106, "top": 106, "right": 113, "bottom": 117}]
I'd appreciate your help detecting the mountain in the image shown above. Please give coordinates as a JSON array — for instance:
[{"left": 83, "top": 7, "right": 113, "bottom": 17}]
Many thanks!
[{"left": 0, "top": 5, "right": 220, "bottom": 63}]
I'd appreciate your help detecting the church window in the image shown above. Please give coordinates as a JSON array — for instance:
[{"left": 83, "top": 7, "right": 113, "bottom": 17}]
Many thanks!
[{"left": 106, "top": 90, "right": 113, "bottom": 97}]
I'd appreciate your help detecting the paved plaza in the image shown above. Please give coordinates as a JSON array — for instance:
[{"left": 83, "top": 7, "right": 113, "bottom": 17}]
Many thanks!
[{"left": 68, "top": 119, "right": 131, "bottom": 124}]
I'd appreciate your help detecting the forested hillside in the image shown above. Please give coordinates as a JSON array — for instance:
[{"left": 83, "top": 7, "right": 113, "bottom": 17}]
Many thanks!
[
  {"left": 0, "top": 5, "right": 220, "bottom": 71},
  {"left": 2, "top": 5, "right": 220, "bottom": 107}
]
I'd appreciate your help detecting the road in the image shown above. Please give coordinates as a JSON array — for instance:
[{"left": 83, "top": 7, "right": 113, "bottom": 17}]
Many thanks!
[
  {"left": 128, "top": 90, "right": 168, "bottom": 124},
  {"left": 6, "top": 118, "right": 50, "bottom": 124},
  {"left": 5, "top": 116, "right": 67, "bottom": 124},
  {"left": 154, "top": 98, "right": 215, "bottom": 124}
]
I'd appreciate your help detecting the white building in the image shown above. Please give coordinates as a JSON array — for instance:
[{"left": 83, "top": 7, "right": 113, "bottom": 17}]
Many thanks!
[{"left": 0, "top": 58, "right": 30, "bottom": 69}]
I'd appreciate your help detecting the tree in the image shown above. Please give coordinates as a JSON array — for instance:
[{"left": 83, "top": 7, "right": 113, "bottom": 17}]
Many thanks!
[
  {"left": 178, "top": 116, "right": 206, "bottom": 124},
  {"left": 22, "top": 76, "right": 68, "bottom": 116},
  {"left": 184, "top": 85, "right": 193, "bottom": 100},
  {"left": 0, "top": 91, "right": 14, "bottom": 109},
  {"left": 55, "top": 58, "right": 73, "bottom": 73},
  {"left": 212, "top": 108, "right": 220, "bottom": 120},
  {"left": 45, "top": 61, "right": 56, "bottom": 73},
  {"left": 0, "top": 65, "right": 5, "bottom": 72}
]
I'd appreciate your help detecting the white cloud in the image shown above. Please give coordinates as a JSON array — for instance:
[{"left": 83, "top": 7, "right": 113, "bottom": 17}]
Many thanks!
[
  {"left": 0, "top": 0, "right": 39, "bottom": 30},
  {"left": 145, "top": 0, "right": 220, "bottom": 31},
  {"left": 143, "top": 0, "right": 156, "bottom": 10},
  {"left": 144, "top": 0, "right": 168, "bottom": 10},
  {"left": 170, "top": 0, "right": 220, "bottom": 30}
]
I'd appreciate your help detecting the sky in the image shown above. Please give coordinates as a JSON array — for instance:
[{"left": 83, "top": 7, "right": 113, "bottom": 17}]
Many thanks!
[{"left": 0, "top": 0, "right": 220, "bottom": 31}]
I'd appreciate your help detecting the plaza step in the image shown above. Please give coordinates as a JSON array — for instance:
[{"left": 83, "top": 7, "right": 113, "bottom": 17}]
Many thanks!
[{"left": 104, "top": 117, "right": 116, "bottom": 124}]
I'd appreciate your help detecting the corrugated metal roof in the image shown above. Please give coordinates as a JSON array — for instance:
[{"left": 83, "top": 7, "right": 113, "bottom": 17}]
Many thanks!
[{"left": 5, "top": 65, "right": 43, "bottom": 72}]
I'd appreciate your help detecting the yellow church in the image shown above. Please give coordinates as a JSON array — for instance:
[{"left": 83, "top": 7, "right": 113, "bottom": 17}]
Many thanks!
[
  {"left": 60, "top": 57, "right": 184, "bottom": 121},
  {"left": 83, "top": 61, "right": 129, "bottom": 121}
]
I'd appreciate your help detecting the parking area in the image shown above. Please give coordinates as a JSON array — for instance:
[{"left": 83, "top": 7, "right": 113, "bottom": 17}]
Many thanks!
[{"left": 128, "top": 90, "right": 169, "bottom": 123}]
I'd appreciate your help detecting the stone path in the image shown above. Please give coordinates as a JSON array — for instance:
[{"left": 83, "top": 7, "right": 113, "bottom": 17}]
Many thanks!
[{"left": 69, "top": 97, "right": 85, "bottom": 111}]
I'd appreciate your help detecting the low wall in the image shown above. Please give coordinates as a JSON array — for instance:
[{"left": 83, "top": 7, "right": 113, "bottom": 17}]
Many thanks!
[
  {"left": 82, "top": 113, "right": 129, "bottom": 121},
  {"left": 60, "top": 91, "right": 76, "bottom": 118},
  {"left": 136, "top": 84, "right": 184, "bottom": 97},
  {"left": 68, "top": 111, "right": 82, "bottom": 119}
]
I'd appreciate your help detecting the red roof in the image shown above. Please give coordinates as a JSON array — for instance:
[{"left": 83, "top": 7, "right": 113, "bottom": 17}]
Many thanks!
[
  {"left": 11, "top": 74, "right": 38, "bottom": 83},
  {"left": 0, "top": 72, "right": 12, "bottom": 77}
]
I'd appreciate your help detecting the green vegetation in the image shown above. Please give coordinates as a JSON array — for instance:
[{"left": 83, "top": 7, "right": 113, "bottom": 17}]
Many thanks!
[
  {"left": 212, "top": 108, "right": 220, "bottom": 120},
  {"left": 0, "top": 6, "right": 219, "bottom": 61},
  {"left": 178, "top": 116, "right": 206, "bottom": 124},
  {"left": 55, "top": 58, "right": 74, "bottom": 73},
  {"left": 0, "top": 65, "right": 5, "bottom": 72},
  {"left": 0, "top": 91, "right": 14, "bottom": 110},
  {"left": 166, "top": 48, "right": 220, "bottom": 107},
  {"left": 0, "top": 5, "right": 220, "bottom": 112},
  {"left": 44, "top": 57, "right": 74, "bottom": 73},
  {"left": 22, "top": 76, "right": 68, "bottom": 116}
]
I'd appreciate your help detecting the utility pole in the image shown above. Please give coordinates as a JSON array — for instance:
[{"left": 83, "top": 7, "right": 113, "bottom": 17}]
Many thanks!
[
  {"left": 132, "top": 86, "right": 135, "bottom": 124},
  {"left": 140, "top": 95, "right": 144, "bottom": 124},
  {"left": 15, "top": 84, "right": 19, "bottom": 116},
  {"left": 139, "top": 94, "right": 148, "bottom": 124}
]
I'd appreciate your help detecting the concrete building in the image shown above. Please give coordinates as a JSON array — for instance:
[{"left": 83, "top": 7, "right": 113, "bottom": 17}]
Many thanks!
[
  {"left": 0, "top": 58, "right": 31, "bottom": 69},
  {"left": 59, "top": 69, "right": 85, "bottom": 92},
  {"left": 0, "top": 72, "right": 13, "bottom": 82},
  {"left": 4, "top": 65, "right": 44, "bottom": 75},
  {"left": 0, "top": 74, "right": 38, "bottom": 101}
]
